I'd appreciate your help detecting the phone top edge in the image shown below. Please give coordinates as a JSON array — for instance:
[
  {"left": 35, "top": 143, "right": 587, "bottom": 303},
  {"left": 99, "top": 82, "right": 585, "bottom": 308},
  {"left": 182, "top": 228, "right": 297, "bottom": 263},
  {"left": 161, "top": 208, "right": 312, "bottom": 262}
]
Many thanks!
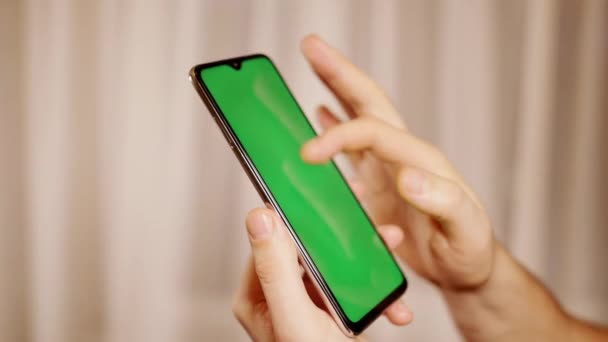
[{"left": 189, "top": 53, "right": 270, "bottom": 76}]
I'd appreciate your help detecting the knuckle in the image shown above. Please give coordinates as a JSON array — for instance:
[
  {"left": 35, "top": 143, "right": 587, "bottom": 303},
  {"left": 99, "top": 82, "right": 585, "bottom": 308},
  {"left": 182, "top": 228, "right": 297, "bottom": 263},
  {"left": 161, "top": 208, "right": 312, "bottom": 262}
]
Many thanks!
[
  {"left": 345, "top": 93, "right": 367, "bottom": 112},
  {"left": 355, "top": 116, "right": 385, "bottom": 143},
  {"left": 322, "top": 123, "right": 340, "bottom": 137},
  {"left": 356, "top": 115, "right": 382, "bottom": 127},
  {"left": 254, "top": 257, "right": 278, "bottom": 285},
  {"left": 440, "top": 181, "right": 466, "bottom": 212},
  {"left": 319, "top": 124, "right": 343, "bottom": 147}
]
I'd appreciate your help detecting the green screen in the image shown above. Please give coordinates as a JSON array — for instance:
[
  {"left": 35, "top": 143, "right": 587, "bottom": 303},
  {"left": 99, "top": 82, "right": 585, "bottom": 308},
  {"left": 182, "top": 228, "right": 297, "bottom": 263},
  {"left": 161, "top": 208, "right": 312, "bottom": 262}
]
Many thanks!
[{"left": 200, "top": 56, "right": 404, "bottom": 322}]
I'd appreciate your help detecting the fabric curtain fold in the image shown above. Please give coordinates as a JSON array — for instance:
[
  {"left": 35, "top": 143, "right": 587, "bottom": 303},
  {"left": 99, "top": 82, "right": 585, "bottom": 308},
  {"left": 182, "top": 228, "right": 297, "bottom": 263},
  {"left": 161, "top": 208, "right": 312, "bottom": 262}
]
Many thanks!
[{"left": 0, "top": 0, "right": 606, "bottom": 341}]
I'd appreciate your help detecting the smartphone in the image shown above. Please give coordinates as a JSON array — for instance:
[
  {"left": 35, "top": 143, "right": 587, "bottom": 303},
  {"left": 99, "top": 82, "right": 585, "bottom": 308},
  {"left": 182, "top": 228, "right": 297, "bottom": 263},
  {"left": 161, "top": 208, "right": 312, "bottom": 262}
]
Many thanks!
[{"left": 189, "top": 55, "right": 407, "bottom": 336}]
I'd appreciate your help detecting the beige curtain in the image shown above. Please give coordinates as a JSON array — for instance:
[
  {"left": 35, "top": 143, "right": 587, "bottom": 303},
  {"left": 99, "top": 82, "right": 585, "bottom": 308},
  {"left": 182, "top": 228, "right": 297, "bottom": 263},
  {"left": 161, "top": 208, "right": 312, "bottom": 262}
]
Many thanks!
[{"left": 1, "top": 0, "right": 606, "bottom": 341}]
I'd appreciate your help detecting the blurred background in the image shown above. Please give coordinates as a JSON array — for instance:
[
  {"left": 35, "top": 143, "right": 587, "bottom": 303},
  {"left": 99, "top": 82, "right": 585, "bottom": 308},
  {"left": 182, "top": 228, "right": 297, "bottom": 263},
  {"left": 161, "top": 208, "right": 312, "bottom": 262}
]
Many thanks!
[{"left": 1, "top": 0, "right": 607, "bottom": 341}]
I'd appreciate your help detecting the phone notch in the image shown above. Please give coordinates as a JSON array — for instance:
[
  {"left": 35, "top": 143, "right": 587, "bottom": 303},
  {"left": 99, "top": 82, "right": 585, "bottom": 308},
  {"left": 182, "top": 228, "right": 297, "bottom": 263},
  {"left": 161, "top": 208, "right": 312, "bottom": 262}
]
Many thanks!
[{"left": 230, "top": 60, "right": 242, "bottom": 70}]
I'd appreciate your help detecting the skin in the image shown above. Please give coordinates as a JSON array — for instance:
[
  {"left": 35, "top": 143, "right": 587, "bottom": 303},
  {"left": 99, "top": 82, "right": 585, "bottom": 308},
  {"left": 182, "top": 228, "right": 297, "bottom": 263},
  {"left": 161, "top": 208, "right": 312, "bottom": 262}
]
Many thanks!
[
  {"left": 234, "top": 210, "right": 410, "bottom": 341},
  {"left": 232, "top": 35, "right": 608, "bottom": 341}
]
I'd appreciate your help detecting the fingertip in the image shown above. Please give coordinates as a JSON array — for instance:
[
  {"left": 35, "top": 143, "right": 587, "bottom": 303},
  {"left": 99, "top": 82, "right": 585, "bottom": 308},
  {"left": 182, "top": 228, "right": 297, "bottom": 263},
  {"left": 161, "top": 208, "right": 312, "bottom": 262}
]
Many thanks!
[
  {"left": 377, "top": 225, "right": 404, "bottom": 250},
  {"left": 299, "top": 141, "right": 314, "bottom": 161},
  {"left": 300, "top": 33, "right": 319, "bottom": 58},
  {"left": 246, "top": 207, "right": 273, "bottom": 218},
  {"left": 301, "top": 33, "right": 319, "bottom": 45},
  {"left": 245, "top": 208, "right": 275, "bottom": 241},
  {"left": 245, "top": 208, "right": 274, "bottom": 228},
  {"left": 301, "top": 33, "right": 323, "bottom": 55},
  {"left": 300, "top": 139, "right": 325, "bottom": 164},
  {"left": 384, "top": 300, "right": 413, "bottom": 326},
  {"left": 301, "top": 34, "right": 338, "bottom": 75}
]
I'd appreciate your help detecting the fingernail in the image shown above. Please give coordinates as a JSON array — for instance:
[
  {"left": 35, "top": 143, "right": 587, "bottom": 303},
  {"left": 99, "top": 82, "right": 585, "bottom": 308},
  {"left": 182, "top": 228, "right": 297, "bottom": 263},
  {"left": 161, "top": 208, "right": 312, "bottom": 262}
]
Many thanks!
[
  {"left": 401, "top": 169, "right": 426, "bottom": 195},
  {"left": 248, "top": 212, "right": 274, "bottom": 240}
]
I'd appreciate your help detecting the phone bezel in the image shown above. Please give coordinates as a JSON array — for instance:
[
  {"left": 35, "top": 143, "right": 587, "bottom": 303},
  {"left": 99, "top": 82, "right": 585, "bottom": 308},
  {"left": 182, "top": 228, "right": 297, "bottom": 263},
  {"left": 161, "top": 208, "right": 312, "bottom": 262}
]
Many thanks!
[{"left": 189, "top": 54, "right": 407, "bottom": 335}]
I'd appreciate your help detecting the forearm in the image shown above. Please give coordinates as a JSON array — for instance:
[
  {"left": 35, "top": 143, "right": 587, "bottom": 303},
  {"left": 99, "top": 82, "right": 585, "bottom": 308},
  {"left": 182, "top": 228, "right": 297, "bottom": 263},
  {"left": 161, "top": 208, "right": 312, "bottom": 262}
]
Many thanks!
[{"left": 440, "top": 244, "right": 602, "bottom": 342}]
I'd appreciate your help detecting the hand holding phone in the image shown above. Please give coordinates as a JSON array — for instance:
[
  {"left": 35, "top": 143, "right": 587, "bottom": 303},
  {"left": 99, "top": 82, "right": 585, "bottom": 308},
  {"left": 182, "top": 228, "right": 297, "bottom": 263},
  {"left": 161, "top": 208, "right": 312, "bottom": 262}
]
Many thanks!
[
  {"left": 232, "top": 208, "right": 411, "bottom": 341},
  {"left": 191, "top": 34, "right": 496, "bottom": 338}
]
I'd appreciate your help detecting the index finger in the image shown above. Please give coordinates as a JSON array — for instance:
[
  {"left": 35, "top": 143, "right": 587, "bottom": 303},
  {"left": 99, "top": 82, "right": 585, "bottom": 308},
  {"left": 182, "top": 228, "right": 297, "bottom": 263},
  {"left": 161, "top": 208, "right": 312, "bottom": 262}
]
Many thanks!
[
  {"left": 301, "top": 34, "right": 405, "bottom": 129},
  {"left": 301, "top": 117, "right": 455, "bottom": 181},
  {"left": 301, "top": 117, "right": 482, "bottom": 208}
]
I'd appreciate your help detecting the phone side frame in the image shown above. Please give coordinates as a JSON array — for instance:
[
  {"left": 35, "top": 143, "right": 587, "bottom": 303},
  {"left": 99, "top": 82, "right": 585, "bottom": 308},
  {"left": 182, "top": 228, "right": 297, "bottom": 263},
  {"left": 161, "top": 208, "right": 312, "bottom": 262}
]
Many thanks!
[{"left": 188, "top": 57, "right": 406, "bottom": 336}]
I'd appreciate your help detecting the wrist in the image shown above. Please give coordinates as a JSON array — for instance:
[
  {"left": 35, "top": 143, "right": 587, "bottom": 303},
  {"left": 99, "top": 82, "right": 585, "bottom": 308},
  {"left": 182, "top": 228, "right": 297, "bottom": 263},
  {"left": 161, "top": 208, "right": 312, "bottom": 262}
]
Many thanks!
[
  {"left": 440, "top": 243, "right": 571, "bottom": 341},
  {"left": 438, "top": 241, "right": 506, "bottom": 341}
]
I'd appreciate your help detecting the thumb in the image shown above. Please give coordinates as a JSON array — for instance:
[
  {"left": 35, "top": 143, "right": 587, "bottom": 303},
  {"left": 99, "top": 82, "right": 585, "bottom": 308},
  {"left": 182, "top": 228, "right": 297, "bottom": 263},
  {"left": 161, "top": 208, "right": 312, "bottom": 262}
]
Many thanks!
[
  {"left": 396, "top": 167, "right": 494, "bottom": 287},
  {"left": 245, "top": 208, "right": 317, "bottom": 329},
  {"left": 396, "top": 167, "right": 481, "bottom": 245}
]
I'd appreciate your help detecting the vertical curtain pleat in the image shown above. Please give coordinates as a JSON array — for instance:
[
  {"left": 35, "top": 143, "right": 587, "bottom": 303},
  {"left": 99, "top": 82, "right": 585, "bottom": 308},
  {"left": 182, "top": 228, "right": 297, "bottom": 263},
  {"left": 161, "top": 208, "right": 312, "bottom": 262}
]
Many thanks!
[
  {"left": 434, "top": 0, "right": 503, "bottom": 232},
  {"left": 24, "top": 1, "right": 72, "bottom": 341},
  {"left": 509, "top": 0, "right": 559, "bottom": 278},
  {"left": 558, "top": 0, "right": 608, "bottom": 321},
  {"left": 63, "top": 1, "right": 104, "bottom": 340},
  {"left": 0, "top": 1, "right": 28, "bottom": 341},
  {"left": 100, "top": 1, "right": 179, "bottom": 341},
  {"left": 393, "top": 0, "right": 437, "bottom": 141}
]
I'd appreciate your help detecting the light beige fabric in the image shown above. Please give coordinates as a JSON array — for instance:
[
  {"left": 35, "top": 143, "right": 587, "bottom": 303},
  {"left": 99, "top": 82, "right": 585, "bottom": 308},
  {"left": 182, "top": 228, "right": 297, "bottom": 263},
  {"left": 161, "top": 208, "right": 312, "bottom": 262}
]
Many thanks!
[{"left": 1, "top": 0, "right": 606, "bottom": 341}]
